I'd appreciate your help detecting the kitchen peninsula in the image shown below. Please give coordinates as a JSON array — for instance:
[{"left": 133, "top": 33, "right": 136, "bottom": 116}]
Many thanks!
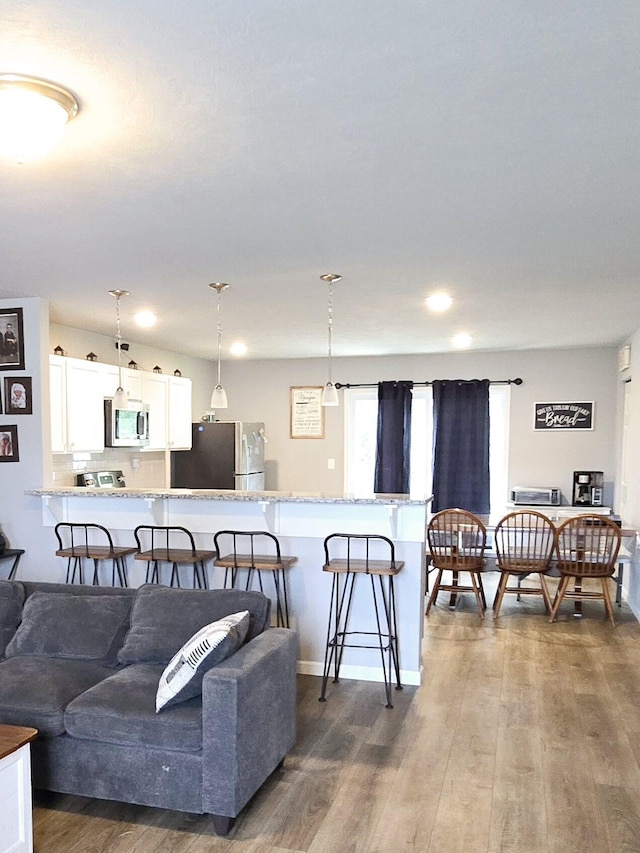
[{"left": 26, "top": 488, "right": 431, "bottom": 686}]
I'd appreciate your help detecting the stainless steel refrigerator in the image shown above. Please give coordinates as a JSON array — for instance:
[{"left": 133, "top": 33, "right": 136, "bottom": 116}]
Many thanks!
[{"left": 170, "top": 421, "right": 266, "bottom": 490}]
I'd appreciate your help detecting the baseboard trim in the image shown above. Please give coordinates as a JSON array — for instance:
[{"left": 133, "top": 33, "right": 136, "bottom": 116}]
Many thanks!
[{"left": 297, "top": 659, "right": 421, "bottom": 686}]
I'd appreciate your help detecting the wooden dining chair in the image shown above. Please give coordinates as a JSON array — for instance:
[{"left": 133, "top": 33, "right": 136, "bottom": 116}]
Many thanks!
[
  {"left": 493, "top": 510, "right": 555, "bottom": 618},
  {"left": 426, "top": 509, "right": 488, "bottom": 618},
  {"left": 550, "top": 515, "right": 622, "bottom": 626}
]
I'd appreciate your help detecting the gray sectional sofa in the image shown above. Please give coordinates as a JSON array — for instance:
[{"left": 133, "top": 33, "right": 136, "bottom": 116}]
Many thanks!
[{"left": 0, "top": 579, "right": 298, "bottom": 836}]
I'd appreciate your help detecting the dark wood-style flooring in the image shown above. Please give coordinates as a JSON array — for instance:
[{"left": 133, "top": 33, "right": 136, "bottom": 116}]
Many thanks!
[{"left": 33, "top": 579, "right": 640, "bottom": 852}]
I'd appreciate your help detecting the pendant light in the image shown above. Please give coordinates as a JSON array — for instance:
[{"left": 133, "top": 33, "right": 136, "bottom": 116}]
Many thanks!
[
  {"left": 320, "top": 274, "right": 342, "bottom": 406},
  {"left": 108, "top": 289, "right": 129, "bottom": 408},
  {"left": 209, "top": 282, "right": 230, "bottom": 409}
]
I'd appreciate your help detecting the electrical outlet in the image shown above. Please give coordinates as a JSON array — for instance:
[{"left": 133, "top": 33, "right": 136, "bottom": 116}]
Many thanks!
[{"left": 328, "top": 458, "right": 335, "bottom": 470}]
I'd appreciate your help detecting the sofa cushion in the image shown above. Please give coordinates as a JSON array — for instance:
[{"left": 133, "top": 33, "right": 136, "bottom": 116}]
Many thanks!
[
  {"left": 0, "top": 656, "right": 114, "bottom": 735},
  {"left": 5, "top": 592, "right": 131, "bottom": 666},
  {"left": 65, "top": 664, "right": 203, "bottom": 752},
  {"left": 118, "top": 585, "right": 270, "bottom": 666},
  {"left": 0, "top": 580, "right": 24, "bottom": 657},
  {"left": 156, "top": 610, "right": 250, "bottom": 712}
]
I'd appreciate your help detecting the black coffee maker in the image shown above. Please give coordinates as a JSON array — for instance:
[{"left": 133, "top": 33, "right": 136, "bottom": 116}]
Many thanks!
[{"left": 572, "top": 471, "right": 604, "bottom": 507}]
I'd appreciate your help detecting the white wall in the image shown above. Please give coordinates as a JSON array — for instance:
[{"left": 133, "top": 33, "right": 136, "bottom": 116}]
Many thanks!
[
  {"left": 221, "top": 347, "right": 619, "bottom": 504},
  {"left": 0, "top": 301, "right": 627, "bottom": 589},
  {"left": 618, "top": 332, "right": 640, "bottom": 614},
  {"left": 50, "top": 323, "right": 216, "bottom": 420},
  {"left": 0, "top": 297, "right": 49, "bottom": 574}
]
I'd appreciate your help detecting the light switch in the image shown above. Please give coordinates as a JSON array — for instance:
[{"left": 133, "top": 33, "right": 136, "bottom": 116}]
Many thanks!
[{"left": 328, "top": 458, "right": 335, "bottom": 469}]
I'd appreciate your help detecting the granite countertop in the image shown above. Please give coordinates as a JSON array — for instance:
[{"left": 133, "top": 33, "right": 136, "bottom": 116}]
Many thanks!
[{"left": 26, "top": 487, "right": 433, "bottom": 506}]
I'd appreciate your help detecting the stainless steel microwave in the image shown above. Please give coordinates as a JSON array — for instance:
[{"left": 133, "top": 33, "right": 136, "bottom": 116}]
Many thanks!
[
  {"left": 104, "top": 399, "right": 150, "bottom": 447},
  {"left": 510, "top": 486, "right": 561, "bottom": 506}
]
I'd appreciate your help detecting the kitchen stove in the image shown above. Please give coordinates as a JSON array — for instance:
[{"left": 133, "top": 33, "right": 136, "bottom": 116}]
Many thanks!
[{"left": 76, "top": 470, "right": 126, "bottom": 488}]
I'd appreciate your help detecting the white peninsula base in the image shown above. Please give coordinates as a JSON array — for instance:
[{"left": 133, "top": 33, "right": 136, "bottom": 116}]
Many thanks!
[{"left": 29, "top": 488, "right": 430, "bottom": 687}]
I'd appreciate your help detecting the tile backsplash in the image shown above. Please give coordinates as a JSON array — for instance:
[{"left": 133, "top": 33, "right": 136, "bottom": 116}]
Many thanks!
[{"left": 51, "top": 449, "right": 168, "bottom": 488}]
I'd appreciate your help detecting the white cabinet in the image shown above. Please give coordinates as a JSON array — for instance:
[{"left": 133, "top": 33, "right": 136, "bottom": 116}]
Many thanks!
[
  {"left": 140, "top": 372, "right": 169, "bottom": 450},
  {"left": 50, "top": 356, "right": 105, "bottom": 453},
  {"left": 49, "top": 356, "right": 67, "bottom": 453},
  {"left": 49, "top": 356, "right": 192, "bottom": 453},
  {"left": 65, "top": 359, "right": 106, "bottom": 453},
  {"left": 167, "top": 375, "right": 192, "bottom": 449}
]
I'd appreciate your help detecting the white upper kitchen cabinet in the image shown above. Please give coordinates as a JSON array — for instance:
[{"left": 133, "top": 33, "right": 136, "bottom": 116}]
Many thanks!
[
  {"left": 140, "top": 372, "right": 169, "bottom": 450},
  {"left": 51, "top": 357, "right": 106, "bottom": 453},
  {"left": 50, "top": 356, "right": 192, "bottom": 453},
  {"left": 167, "top": 375, "right": 192, "bottom": 449},
  {"left": 49, "top": 355, "right": 67, "bottom": 453}
]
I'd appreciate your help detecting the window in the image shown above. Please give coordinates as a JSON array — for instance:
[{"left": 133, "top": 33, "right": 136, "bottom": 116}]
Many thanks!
[{"left": 345, "top": 385, "right": 510, "bottom": 514}]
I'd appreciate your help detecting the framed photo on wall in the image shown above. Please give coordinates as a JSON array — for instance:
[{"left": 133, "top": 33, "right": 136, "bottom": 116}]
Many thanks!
[
  {"left": 290, "top": 386, "right": 325, "bottom": 439},
  {"left": 3, "top": 377, "right": 32, "bottom": 415},
  {"left": 0, "top": 308, "right": 25, "bottom": 370},
  {"left": 0, "top": 425, "right": 19, "bottom": 461}
]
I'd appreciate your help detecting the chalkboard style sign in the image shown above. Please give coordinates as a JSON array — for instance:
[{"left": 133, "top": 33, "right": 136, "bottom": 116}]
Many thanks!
[{"left": 534, "top": 402, "right": 594, "bottom": 431}]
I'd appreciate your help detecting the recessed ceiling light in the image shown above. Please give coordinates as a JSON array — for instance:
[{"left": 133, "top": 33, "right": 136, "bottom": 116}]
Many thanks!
[
  {"left": 452, "top": 332, "right": 472, "bottom": 349},
  {"left": 426, "top": 292, "right": 453, "bottom": 313},
  {"left": 134, "top": 310, "right": 156, "bottom": 328},
  {"left": 230, "top": 341, "right": 247, "bottom": 356}
]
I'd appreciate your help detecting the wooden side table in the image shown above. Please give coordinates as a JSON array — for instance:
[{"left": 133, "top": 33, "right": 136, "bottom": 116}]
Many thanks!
[{"left": 0, "top": 724, "right": 38, "bottom": 853}]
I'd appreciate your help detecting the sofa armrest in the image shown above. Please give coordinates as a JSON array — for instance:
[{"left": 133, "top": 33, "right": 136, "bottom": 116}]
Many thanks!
[{"left": 201, "top": 627, "right": 298, "bottom": 817}]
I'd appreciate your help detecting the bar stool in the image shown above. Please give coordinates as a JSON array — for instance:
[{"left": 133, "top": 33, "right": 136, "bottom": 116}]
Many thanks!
[
  {"left": 213, "top": 530, "right": 297, "bottom": 627},
  {"left": 0, "top": 548, "right": 25, "bottom": 580},
  {"left": 319, "top": 533, "right": 404, "bottom": 709},
  {"left": 54, "top": 523, "right": 136, "bottom": 586},
  {"left": 133, "top": 525, "right": 215, "bottom": 588}
]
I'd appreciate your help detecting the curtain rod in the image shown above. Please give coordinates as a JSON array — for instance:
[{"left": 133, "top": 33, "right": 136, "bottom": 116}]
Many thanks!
[{"left": 335, "top": 378, "right": 523, "bottom": 389}]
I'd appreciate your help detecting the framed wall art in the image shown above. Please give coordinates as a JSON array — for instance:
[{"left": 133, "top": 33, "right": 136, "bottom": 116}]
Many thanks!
[
  {"left": 534, "top": 401, "right": 594, "bottom": 431},
  {"left": 0, "top": 308, "right": 25, "bottom": 371},
  {"left": 3, "top": 377, "right": 32, "bottom": 415},
  {"left": 290, "top": 386, "right": 325, "bottom": 439},
  {"left": 0, "top": 425, "right": 19, "bottom": 461}
]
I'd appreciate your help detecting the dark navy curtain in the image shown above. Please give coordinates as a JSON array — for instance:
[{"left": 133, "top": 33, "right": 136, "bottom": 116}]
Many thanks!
[
  {"left": 431, "top": 379, "right": 490, "bottom": 513},
  {"left": 374, "top": 381, "right": 413, "bottom": 494}
]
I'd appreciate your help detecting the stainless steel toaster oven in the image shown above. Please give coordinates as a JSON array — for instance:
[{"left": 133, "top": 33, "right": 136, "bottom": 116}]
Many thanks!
[{"left": 510, "top": 486, "right": 561, "bottom": 506}]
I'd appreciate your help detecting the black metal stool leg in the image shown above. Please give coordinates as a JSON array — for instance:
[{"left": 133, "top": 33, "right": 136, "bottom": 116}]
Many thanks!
[
  {"left": 334, "top": 572, "right": 357, "bottom": 681},
  {"left": 377, "top": 574, "right": 402, "bottom": 691},
  {"left": 320, "top": 572, "right": 342, "bottom": 701},
  {"left": 370, "top": 574, "right": 393, "bottom": 708}
]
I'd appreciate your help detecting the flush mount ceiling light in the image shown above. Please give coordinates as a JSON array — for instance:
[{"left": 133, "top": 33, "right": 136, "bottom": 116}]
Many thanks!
[
  {"left": 0, "top": 74, "right": 79, "bottom": 163},
  {"left": 209, "top": 282, "right": 230, "bottom": 409},
  {"left": 109, "top": 289, "right": 130, "bottom": 408},
  {"left": 320, "top": 273, "right": 343, "bottom": 406}
]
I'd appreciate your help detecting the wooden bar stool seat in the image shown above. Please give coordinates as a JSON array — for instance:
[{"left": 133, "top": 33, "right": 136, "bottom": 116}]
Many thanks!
[
  {"left": 319, "top": 533, "right": 404, "bottom": 709},
  {"left": 54, "top": 523, "right": 136, "bottom": 586},
  {"left": 213, "top": 530, "right": 297, "bottom": 627},
  {"left": 134, "top": 525, "right": 215, "bottom": 589}
]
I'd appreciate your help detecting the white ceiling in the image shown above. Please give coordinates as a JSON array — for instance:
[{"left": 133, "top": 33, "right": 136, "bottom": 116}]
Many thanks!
[{"left": 1, "top": 1, "right": 639, "bottom": 362}]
